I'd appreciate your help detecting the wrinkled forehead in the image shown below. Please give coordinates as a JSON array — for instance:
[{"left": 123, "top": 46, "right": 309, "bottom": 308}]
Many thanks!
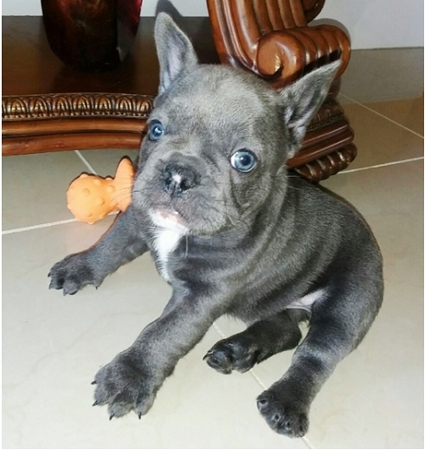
[{"left": 154, "top": 66, "right": 276, "bottom": 132}]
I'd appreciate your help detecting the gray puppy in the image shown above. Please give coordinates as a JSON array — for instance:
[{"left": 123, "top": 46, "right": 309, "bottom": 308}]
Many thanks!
[{"left": 49, "top": 14, "right": 383, "bottom": 438}]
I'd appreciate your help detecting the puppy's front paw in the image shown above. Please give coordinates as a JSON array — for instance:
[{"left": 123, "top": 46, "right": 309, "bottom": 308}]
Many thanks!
[
  {"left": 48, "top": 254, "right": 100, "bottom": 295},
  {"left": 93, "top": 349, "right": 157, "bottom": 420},
  {"left": 257, "top": 389, "right": 309, "bottom": 438},
  {"left": 204, "top": 336, "right": 261, "bottom": 374}
]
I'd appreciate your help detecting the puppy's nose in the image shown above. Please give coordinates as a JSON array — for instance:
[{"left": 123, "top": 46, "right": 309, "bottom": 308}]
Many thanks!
[{"left": 162, "top": 164, "right": 199, "bottom": 196}]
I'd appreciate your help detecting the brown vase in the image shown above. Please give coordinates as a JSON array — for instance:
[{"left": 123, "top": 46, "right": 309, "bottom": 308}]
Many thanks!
[{"left": 41, "top": 0, "right": 143, "bottom": 72}]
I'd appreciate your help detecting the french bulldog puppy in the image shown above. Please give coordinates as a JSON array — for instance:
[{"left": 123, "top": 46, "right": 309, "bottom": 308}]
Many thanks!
[{"left": 49, "top": 13, "right": 383, "bottom": 438}]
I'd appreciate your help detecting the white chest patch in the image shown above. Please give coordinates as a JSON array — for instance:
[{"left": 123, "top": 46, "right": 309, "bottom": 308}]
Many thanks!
[
  {"left": 152, "top": 227, "right": 185, "bottom": 281},
  {"left": 149, "top": 210, "right": 189, "bottom": 281},
  {"left": 286, "top": 289, "right": 326, "bottom": 313}
]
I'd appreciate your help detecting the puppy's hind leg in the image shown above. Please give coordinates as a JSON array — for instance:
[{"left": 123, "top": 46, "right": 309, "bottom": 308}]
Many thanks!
[
  {"left": 256, "top": 277, "right": 383, "bottom": 438},
  {"left": 204, "top": 310, "right": 306, "bottom": 374}
]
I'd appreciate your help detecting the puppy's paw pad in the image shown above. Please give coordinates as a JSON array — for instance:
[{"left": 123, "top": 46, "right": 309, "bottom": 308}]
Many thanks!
[{"left": 257, "top": 391, "right": 309, "bottom": 438}]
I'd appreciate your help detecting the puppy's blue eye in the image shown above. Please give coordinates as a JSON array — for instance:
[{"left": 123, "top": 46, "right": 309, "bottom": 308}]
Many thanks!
[
  {"left": 230, "top": 150, "right": 257, "bottom": 173},
  {"left": 148, "top": 121, "right": 165, "bottom": 141}
]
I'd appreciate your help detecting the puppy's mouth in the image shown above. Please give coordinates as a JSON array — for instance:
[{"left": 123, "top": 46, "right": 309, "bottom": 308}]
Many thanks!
[{"left": 149, "top": 208, "right": 189, "bottom": 232}]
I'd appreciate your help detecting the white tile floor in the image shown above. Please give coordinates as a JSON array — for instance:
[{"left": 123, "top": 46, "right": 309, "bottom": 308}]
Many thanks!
[{"left": 3, "top": 48, "right": 424, "bottom": 448}]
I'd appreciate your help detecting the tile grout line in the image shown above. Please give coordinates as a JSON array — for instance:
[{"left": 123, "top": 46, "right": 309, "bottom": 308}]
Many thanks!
[
  {"left": 2, "top": 218, "right": 78, "bottom": 235},
  {"left": 3, "top": 212, "right": 120, "bottom": 236},
  {"left": 338, "top": 156, "right": 424, "bottom": 175},
  {"left": 74, "top": 150, "right": 98, "bottom": 174},
  {"left": 3, "top": 151, "right": 105, "bottom": 236},
  {"left": 340, "top": 94, "right": 424, "bottom": 139},
  {"left": 301, "top": 435, "right": 315, "bottom": 449},
  {"left": 212, "top": 322, "right": 227, "bottom": 339}
]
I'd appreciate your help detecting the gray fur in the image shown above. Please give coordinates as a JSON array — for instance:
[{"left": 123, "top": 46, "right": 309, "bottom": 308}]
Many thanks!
[{"left": 49, "top": 13, "right": 383, "bottom": 438}]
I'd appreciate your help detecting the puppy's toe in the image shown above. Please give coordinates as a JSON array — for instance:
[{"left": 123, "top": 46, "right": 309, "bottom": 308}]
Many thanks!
[
  {"left": 107, "top": 391, "right": 137, "bottom": 419},
  {"left": 203, "top": 346, "right": 233, "bottom": 374}
]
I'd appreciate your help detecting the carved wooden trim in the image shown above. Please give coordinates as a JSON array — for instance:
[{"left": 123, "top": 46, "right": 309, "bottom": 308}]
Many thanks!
[
  {"left": 2, "top": 93, "right": 155, "bottom": 121},
  {"left": 307, "top": 100, "right": 344, "bottom": 130},
  {"left": 293, "top": 144, "right": 357, "bottom": 182}
]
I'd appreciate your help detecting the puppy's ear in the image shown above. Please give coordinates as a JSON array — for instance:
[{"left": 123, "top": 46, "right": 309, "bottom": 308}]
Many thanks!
[
  {"left": 279, "top": 61, "right": 341, "bottom": 157},
  {"left": 155, "top": 13, "right": 198, "bottom": 95}
]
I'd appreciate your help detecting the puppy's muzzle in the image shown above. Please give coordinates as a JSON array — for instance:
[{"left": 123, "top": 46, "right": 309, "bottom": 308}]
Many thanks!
[{"left": 162, "top": 164, "right": 200, "bottom": 197}]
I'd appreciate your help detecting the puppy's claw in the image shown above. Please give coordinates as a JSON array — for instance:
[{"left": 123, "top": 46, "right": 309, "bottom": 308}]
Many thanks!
[
  {"left": 109, "top": 414, "right": 115, "bottom": 421},
  {"left": 48, "top": 279, "right": 58, "bottom": 290},
  {"left": 63, "top": 286, "right": 77, "bottom": 296},
  {"left": 92, "top": 400, "right": 99, "bottom": 407},
  {"left": 91, "top": 380, "right": 97, "bottom": 385},
  {"left": 138, "top": 413, "right": 142, "bottom": 420},
  {"left": 202, "top": 350, "right": 213, "bottom": 360}
]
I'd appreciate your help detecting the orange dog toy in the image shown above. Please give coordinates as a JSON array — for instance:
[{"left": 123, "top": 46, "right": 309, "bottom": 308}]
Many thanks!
[{"left": 67, "top": 157, "right": 135, "bottom": 224}]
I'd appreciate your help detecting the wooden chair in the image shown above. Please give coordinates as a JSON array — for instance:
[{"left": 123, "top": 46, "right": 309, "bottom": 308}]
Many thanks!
[{"left": 207, "top": 0, "right": 356, "bottom": 181}]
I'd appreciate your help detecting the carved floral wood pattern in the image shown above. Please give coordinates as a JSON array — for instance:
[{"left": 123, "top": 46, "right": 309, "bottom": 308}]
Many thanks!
[
  {"left": 2, "top": 93, "right": 154, "bottom": 121},
  {"left": 2, "top": 93, "right": 154, "bottom": 156}
]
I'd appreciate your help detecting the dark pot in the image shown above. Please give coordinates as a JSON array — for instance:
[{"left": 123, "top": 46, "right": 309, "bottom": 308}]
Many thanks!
[{"left": 41, "top": 0, "right": 143, "bottom": 72}]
